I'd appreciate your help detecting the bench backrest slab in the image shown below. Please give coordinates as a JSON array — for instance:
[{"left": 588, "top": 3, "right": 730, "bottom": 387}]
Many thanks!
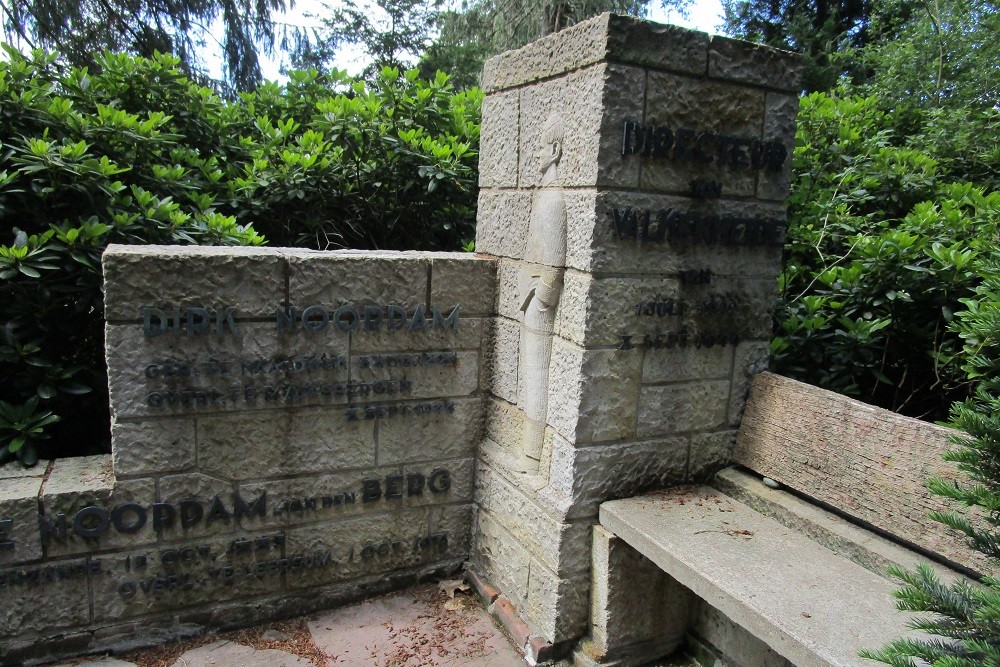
[{"left": 733, "top": 372, "right": 993, "bottom": 576}]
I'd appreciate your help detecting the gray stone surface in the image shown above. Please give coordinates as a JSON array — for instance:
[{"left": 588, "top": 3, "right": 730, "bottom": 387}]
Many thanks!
[
  {"left": 472, "top": 509, "right": 532, "bottom": 602},
  {"left": 197, "top": 406, "right": 375, "bottom": 480},
  {"left": 479, "top": 91, "right": 521, "bottom": 189},
  {"left": 587, "top": 525, "right": 692, "bottom": 664},
  {"left": 688, "top": 430, "right": 737, "bottom": 480},
  {"left": 0, "top": 474, "right": 43, "bottom": 564},
  {"left": 640, "top": 73, "right": 765, "bottom": 197},
  {"left": 523, "top": 558, "right": 590, "bottom": 642},
  {"left": 40, "top": 456, "right": 160, "bottom": 557},
  {"left": 474, "top": 190, "right": 530, "bottom": 260},
  {"left": 691, "top": 604, "right": 793, "bottom": 667},
  {"left": 112, "top": 417, "right": 197, "bottom": 477},
  {"left": 489, "top": 318, "right": 520, "bottom": 405},
  {"left": 547, "top": 340, "right": 641, "bottom": 444},
  {"left": 482, "top": 14, "right": 711, "bottom": 93},
  {"left": 758, "top": 93, "right": 800, "bottom": 201},
  {"left": 286, "top": 250, "right": 428, "bottom": 311},
  {"left": 637, "top": 380, "right": 730, "bottom": 437},
  {"left": 547, "top": 435, "right": 690, "bottom": 518},
  {"left": 0, "top": 555, "right": 92, "bottom": 634},
  {"left": 476, "top": 463, "right": 591, "bottom": 573},
  {"left": 707, "top": 36, "right": 803, "bottom": 92},
  {"left": 378, "top": 398, "right": 482, "bottom": 465},
  {"left": 727, "top": 341, "right": 771, "bottom": 426},
  {"left": 430, "top": 255, "right": 497, "bottom": 318},
  {"left": 600, "top": 487, "right": 930, "bottom": 667},
  {"left": 106, "top": 321, "right": 351, "bottom": 418},
  {"left": 642, "top": 344, "right": 734, "bottom": 385},
  {"left": 308, "top": 583, "right": 523, "bottom": 666},
  {"left": 0, "top": 460, "right": 48, "bottom": 479},
  {"left": 170, "top": 640, "right": 313, "bottom": 667},
  {"left": 103, "top": 245, "right": 285, "bottom": 322},
  {"left": 713, "top": 467, "right": 967, "bottom": 584},
  {"left": 516, "top": 64, "right": 608, "bottom": 189},
  {"left": 564, "top": 190, "right": 786, "bottom": 275}
]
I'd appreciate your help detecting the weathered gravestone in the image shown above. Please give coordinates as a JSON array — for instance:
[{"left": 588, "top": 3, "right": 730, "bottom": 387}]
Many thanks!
[
  {"left": 0, "top": 248, "right": 495, "bottom": 663},
  {"left": 471, "top": 13, "right": 799, "bottom": 659},
  {"left": 0, "top": 13, "right": 799, "bottom": 665}
]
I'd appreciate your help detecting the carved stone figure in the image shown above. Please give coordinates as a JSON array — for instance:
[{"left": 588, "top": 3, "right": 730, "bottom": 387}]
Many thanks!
[{"left": 517, "top": 114, "right": 567, "bottom": 470}]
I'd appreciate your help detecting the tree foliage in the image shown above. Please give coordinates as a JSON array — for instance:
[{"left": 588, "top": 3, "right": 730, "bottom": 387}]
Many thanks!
[
  {"left": 774, "top": 90, "right": 999, "bottom": 420},
  {"left": 292, "top": 0, "right": 445, "bottom": 79},
  {"left": 0, "top": 47, "right": 480, "bottom": 464},
  {"left": 0, "top": 0, "right": 301, "bottom": 91}
]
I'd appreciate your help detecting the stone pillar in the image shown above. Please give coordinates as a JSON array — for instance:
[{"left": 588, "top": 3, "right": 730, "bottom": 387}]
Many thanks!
[{"left": 472, "top": 12, "right": 801, "bottom": 653}]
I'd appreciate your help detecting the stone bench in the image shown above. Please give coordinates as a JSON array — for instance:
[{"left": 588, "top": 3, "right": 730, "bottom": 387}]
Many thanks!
[{"left": 579, "top": 372, "right": 979, "bottom": 667}]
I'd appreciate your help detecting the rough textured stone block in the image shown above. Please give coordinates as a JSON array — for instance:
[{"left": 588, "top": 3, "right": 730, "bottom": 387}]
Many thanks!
[
  {"left": 112, "top": 417, "right": 196, "bottom": 477},
  {"left": 489, "top": 318, "right": 520, "bottom": 404},
  {"left": 565, "top": 189, "right": 786, "bottom": 275},
  {"left": 484, "top": 397, "right": 526, "bottom": 460},
  {"left": 689, "top": 430, "right": 737, "bottom": 480},
  {"left": 351, "top": 349, "right": 480, "bottom": 399},
  {"left": 642, "top": 343, "right": 735, "bottom": 384},
  {"left": 547, "top": 340, "right": 640, "bottom": 444},
  {"left": 286, "top": 250, "right": 428, "bottom": 311},
  {"left": 349, "top": 315, "right": 485, "bottom": 353},
  {"left": 482, "top": 15, "right": 614, "bottom": 93},
  {"left": 378, "top": 397, "right": 481, "bottom": 465},
  {"left": 0, "top": 475, "right": 44, "bottom": 564},
  {"left": 496, "top": 261, "right": 524, "bottom": 321},
  {"left": 476, "top": 463, "right": 591, "bottom": 573},
  {"left": 588, "top": 525, "right": 693, "bottom": 662},
  {"left": 474, "top": 190, "right": 531, "bottom": 260},
  {"left": 429, "top": 255, "right": 497, "bottom": 317},
  {"left": 0, "top": 556, "right": 92, "bottom": 634},
  {"left": 157, "top": 472, "right": 235, "bottom": 542},
  {"left": 479, "top": 90, "right": 520, "bottom": 188},
  {"left": 523, "top": 560, "right": 589, "bottom": 642},
  {"left": 482, "top": 14, "right": 710, "bottom": 93},
  {"left": 236, "top": 459, "right": 475, "bottom": 532},
  {"left": 472, "top": 509, "right": 531, "bottom": 601},
  {"left": 758, "top": 93, "right": 800, "bottom": 201},
  {"left": 556, "top": 272, "right": 704, "bottom": 348},
  {"left": 728, "top": 341, "right": 771, "bottom": 426},
  {"left": 91, "top": 537, "right": 278, "bottom": 622},
  {"left": 41, "top": 457, "right": 156, "bottom": 557},
  {"left": 103, "top": 245, "right": 285, "bottom": 322},
  {"left": 197, "top": 406, "right": 375, "bottom": 480},
  {"left": 517, "top": 64, "right": 607, "bottom": 189},
  {"left": 707, "top": 35, "right": 803, "bottom": 92},
  {"left": 283, "top": 504, "right": 471, "bottom": 589},
  {"left": 595, "top": 64, "right": 645, "bottom": 189},
  {"left": 639, "top": 73, "right": 766, "bottom": 197},
  {"left": 106, "top": 321, "right": 350, "bottom": 418},
  {"left": 692, "top": 604, "right": 794, "bottom": 667},
  {"left": 637, "top": 380, "right": 730, "bottom": 437},
  {"left": 550, "top": 435, "right": 690, "bottom": 518}
]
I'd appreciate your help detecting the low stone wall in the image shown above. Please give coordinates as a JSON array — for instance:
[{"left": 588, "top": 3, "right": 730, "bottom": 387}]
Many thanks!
[{"left": 0, "top": 246, "right": 494, "bottom": 664}]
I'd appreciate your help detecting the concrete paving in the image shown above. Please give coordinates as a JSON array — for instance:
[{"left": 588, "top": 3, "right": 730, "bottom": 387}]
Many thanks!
[{"left": 48, "top": 583, "right": 525, "bottom": 667}]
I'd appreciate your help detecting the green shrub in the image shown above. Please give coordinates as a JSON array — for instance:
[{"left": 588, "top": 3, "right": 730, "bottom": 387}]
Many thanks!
[
  {"left": 774, "top": 91, "right": 1000, "bottom": 421},
  {"left": 0, "top": 47, "right": 481, "bottom": 464}
]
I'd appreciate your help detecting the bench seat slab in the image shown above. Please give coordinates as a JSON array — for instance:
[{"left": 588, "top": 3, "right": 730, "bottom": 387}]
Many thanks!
[{"left": 600, "top": 487, "right": 927, "bottom": 667}]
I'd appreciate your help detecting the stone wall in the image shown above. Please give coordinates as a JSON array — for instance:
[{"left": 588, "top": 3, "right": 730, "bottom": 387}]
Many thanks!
[
  {"left": 471, "top": 12, "right": 800, "bottom": 653},
  {"left": 0, "top": 247, "right": 494, "bottom": 664}
]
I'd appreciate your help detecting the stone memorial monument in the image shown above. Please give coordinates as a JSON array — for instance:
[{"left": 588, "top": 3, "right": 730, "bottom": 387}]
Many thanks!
[{"left": 0, "top": 14, "right": 799, "bottom": 665}]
